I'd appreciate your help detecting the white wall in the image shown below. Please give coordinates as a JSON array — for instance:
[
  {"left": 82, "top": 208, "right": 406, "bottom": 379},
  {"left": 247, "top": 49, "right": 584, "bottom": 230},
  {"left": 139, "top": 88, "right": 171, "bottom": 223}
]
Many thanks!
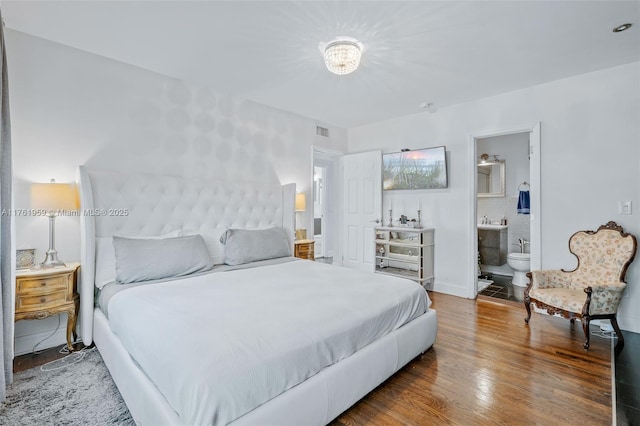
[
  {"left": 7, "top": 30, "right": 347, "bottom": 354},
  {"left": 349, "top": 62, "right": 640, "bottom": 333}
]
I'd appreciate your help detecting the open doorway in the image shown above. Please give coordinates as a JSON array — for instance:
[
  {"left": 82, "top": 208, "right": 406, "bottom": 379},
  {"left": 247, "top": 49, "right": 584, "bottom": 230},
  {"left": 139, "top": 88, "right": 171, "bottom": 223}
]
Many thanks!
[
  {"left": 312, "top": 147, "right": 341, "bottom": 263},
  {"left": 476, "top": 132, "right": 530, "bottom": 302},
  {"left": 469, "top": 123, "right": 541, "bottom": 301}
]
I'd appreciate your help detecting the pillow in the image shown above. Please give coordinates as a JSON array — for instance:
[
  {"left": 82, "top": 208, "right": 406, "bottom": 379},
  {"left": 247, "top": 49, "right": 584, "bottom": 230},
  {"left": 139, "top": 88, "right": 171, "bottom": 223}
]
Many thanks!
[
  {"left": 220, "top": 227, "right": 291, "bottom": 266},
  {"left": 113, "top": 235, "right": 214, "bottom": 284},
  {"left": 95, "top": 230, "right": 182, "bottom": 288}
]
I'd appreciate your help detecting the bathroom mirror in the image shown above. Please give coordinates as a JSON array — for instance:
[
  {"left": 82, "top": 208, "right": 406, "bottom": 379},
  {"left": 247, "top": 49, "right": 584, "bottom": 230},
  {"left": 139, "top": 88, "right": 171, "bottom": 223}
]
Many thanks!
[{"left": 477, "top": 160, "right": 505, "bottom": 197}]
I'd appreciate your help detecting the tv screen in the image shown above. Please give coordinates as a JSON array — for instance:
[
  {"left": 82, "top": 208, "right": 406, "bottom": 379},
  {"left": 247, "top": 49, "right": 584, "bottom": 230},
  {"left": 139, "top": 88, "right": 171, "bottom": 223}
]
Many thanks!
[{"left": 383, "top": 146, "right": 448, "bottom": 190}]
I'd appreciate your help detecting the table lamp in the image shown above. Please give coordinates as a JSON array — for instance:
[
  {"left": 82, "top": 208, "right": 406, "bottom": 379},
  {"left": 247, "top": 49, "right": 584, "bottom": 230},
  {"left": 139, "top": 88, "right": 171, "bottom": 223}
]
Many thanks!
[
  {"left": 295, "top": 192, "right": 306, "bottom": 240},
  {"left": 31, "top": 179, "right": 79, "bottom": 267}
]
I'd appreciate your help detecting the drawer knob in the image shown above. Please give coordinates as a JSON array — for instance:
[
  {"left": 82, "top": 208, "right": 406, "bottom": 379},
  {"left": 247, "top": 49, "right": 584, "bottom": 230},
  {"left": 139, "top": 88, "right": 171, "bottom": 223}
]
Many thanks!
[
  {"left": 40, "top": 297, "right": 46, "bottom": 303},
  {"left": 41, "top": 282, "right": 47, "bottom": 286}
]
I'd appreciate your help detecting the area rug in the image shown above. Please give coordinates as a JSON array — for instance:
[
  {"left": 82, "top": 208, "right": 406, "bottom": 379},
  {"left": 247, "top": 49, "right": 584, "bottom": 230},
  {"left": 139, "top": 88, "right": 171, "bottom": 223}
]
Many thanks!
[{"left": 0, "top": 348, "right": 134, "bottom": 425}]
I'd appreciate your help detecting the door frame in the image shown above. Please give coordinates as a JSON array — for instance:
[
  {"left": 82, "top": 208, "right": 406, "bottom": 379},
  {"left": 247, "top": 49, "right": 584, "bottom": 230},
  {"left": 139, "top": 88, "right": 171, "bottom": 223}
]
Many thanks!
[
  {"left": 311, "top": 146, "right": 342, "bottom": 262},
  {"left": 468, "top": 123, "right": 541, "bottom": 298}
]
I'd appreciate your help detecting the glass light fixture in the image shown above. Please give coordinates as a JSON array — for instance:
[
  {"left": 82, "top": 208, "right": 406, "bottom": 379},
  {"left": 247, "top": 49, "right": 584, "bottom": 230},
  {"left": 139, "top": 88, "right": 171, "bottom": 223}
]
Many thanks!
[{"left": 323, "top": 38, "right": 363, "bottom": 75}]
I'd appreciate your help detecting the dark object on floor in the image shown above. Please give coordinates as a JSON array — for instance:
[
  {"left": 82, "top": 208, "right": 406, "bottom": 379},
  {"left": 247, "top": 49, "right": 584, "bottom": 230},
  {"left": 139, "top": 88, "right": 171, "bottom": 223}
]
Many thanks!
[
  {"left": 615, "top": 330, "right": 640, "bottom": 425},
  {"left": 525, "top": 221, "right": 637, "bottom": 351}
]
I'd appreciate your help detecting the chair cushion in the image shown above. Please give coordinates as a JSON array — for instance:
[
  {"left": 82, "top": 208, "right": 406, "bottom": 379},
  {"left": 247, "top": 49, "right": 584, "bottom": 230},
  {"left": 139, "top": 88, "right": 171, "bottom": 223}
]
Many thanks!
[{"left": 529, "top": 287, "right": 586, "bottom": 314}]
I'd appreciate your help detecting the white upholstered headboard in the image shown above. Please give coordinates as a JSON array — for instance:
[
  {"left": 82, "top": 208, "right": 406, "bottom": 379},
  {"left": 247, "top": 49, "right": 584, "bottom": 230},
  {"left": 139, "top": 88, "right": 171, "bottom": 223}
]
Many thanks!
[{"left": 76, "top": 166, "right": 295, "bottom": 345}]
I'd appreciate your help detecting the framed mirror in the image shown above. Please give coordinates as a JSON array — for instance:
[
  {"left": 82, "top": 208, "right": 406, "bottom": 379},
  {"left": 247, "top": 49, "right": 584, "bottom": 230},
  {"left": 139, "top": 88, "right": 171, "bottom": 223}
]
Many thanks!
[{"left": 477, "top": 160, "right": 505, "bottom": 197}]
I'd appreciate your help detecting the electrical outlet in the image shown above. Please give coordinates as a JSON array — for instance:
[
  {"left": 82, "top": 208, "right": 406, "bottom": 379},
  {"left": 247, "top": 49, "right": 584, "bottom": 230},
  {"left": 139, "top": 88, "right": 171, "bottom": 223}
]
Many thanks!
[{"left": 619, "top": 201, "right": 632, "bottom": 215}]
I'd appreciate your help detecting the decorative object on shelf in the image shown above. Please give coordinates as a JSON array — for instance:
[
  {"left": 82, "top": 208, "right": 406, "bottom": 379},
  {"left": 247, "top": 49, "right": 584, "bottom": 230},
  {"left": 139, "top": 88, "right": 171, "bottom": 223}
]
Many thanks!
[
  {"left": 387, "top": 209, "right": 393, "bottom": 227},
  {"left": 295, "top": 192, "right": 307, "bottom": 240},
  {"left": 417, "top": 210, "right": 422, "bottom": 229},
  {"left": 31, "top": 179, "right": 79, "bottom": 268},
  {"left": 320, "top": 37, "right": 364, "bottom": 75},
  {"left": 16, "top": 248, "right": 36, "bottom": 270}
]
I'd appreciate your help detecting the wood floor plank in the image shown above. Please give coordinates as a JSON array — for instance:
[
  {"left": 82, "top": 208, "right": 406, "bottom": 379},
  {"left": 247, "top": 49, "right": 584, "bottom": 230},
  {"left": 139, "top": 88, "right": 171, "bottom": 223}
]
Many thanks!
[{"left": 331, "top": 292, "right": 611, "bottom": 425}]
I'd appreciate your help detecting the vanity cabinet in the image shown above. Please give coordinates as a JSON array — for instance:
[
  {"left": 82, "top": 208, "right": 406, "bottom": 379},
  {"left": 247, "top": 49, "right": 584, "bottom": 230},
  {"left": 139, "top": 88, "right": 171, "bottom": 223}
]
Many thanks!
[
  {"left": 478, "top": 227, "right": 507, "bottom": 266},
  {"left": 374, "top": 227, "right": 434, "bottom": 288}
]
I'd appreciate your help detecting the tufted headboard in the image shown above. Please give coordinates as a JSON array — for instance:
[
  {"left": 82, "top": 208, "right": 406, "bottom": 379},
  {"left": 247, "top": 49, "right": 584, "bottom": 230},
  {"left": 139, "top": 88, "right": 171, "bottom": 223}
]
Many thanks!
[{"left": 76, "top": 166, "right": 295, "bottom": 344}]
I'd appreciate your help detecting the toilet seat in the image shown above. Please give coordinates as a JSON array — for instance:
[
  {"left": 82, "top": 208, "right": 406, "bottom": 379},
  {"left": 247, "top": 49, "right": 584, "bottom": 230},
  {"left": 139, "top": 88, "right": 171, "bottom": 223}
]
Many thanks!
[{"left": 508, "top": 253, "right": 530, "bottom": 260}]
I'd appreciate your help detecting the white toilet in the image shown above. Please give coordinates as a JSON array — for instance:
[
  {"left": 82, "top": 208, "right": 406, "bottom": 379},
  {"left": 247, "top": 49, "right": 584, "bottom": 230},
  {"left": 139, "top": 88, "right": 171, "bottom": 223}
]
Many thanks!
[{"left": 507, "top": 253, "right": 531, "bottom": 287}]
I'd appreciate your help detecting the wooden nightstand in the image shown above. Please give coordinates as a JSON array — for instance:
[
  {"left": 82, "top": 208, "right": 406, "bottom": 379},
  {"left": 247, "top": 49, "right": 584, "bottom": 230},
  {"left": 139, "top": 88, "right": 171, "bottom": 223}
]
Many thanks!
[
  {"left": 294, "top": 239, "right": 315, "bottom": 260},
  {"left": 15, "top": 263, "right": 80, "bottom": 351}
]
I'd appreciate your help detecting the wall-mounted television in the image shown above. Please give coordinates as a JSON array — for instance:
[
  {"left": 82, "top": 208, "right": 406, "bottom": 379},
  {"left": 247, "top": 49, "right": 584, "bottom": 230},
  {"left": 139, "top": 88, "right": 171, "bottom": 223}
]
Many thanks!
[{"left": 383, "top": 146, "right": 448, "bottom": 190}]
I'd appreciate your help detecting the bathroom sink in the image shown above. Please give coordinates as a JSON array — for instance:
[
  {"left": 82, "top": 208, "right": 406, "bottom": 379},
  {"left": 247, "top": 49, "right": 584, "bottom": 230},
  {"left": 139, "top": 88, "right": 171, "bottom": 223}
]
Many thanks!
[{"left": 478, "top": 224, "right": 508, "bottom": 230}]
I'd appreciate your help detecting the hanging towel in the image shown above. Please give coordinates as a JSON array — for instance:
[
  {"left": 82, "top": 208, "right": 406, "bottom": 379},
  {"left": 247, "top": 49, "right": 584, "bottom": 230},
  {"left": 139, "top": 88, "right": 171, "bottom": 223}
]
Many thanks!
[{"left": 517, "top": 190, "right": 530, "bottom": 215}]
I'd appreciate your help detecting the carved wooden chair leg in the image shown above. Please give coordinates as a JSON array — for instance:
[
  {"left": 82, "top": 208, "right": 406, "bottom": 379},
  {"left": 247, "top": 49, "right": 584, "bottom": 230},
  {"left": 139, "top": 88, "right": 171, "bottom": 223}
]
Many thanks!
[
  {"left": 524, "top": 299, "right": 532, "bottom": 324},
  {"left": 582, "top": 317, "right": 591, "bottom": 349},
  {"left": 610, "top": 316, "right": 625, "bottom": 352}
]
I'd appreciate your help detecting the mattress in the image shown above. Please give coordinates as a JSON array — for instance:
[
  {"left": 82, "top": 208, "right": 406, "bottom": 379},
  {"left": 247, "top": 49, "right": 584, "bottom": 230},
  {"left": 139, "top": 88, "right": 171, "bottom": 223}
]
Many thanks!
[{"left": 107, "top": 260, "right": 430, "bottom": 425}]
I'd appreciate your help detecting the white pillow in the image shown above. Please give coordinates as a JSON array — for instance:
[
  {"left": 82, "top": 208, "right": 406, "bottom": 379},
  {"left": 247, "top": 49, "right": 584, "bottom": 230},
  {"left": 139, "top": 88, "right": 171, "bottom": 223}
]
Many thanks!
[{"left": 94, "top": 230, "right": 182, "bottom": 289}]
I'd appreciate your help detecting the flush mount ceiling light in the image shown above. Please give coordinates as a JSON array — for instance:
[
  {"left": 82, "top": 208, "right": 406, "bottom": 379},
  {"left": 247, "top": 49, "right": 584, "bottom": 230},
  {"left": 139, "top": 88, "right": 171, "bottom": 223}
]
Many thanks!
[
  {"left": 613, "top": 23, "right": 632, "bottom": 33},
  {"left": 321, "top": 37, "right": 363, "bottom": 75}
]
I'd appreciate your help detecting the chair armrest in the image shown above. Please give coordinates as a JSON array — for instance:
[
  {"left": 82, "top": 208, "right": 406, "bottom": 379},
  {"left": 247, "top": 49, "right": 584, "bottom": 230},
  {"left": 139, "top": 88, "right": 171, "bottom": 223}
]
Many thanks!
[
  {"left": 588, "top": 282, "right": 627, "bottom": 292},
  {"left": 528, "top": 270, "right": 572, "bottom": 290},
  {"left": 585, "top": 282, "right": 627, "bottom": 315}
]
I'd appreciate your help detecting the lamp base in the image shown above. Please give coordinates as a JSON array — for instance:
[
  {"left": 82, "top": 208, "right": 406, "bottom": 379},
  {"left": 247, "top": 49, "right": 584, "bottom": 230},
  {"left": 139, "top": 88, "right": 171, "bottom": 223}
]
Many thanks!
[
  {"left": 41, "top": 249, "right": 66, "bottom": 268},
  {"left": 295, "top": 229, "right": 307, "bottom": 240}
]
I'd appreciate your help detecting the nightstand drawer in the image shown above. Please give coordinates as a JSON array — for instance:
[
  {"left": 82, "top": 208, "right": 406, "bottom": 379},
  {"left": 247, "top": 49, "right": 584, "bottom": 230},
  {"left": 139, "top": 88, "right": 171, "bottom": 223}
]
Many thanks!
[
  {"left": 297, "top": 245, "right": 312, "bottom": 256},
  {"left": 16, "top": 289, "right": 68, "bottom": 310},
  {"left": 294, "top": 240, "right": 315, "bottom": 260},
  {"left": 17, "top": 275, "right": 68, "bottom": 293}
]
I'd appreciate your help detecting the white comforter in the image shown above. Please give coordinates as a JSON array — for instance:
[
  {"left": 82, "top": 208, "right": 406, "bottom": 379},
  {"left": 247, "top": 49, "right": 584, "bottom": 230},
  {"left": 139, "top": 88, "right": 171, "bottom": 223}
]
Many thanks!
[{"left": 108, "top": 260, "right": 430, "bottom": 425}]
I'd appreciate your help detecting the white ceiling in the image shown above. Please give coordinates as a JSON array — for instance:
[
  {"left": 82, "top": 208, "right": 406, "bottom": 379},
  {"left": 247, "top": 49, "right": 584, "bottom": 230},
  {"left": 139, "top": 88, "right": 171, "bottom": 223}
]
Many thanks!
[{"left": 3, "top": 1, "right": 639, "bottom": 128}]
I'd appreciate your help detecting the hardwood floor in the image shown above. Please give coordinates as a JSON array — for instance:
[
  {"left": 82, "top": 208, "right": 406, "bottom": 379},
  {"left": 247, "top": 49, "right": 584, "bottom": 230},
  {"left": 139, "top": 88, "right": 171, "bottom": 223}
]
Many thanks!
[
  {"left": 332, "top": 292, "right": 611, "bottom": 425},
  {"left": 13, "top": 342, "right": 86, "bottom": 373}
]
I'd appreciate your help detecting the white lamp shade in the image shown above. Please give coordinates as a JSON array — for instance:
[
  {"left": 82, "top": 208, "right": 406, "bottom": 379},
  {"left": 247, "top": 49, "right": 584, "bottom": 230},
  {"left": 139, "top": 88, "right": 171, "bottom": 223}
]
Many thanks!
[
  {"left": 295, "top": 193, "right": 306, "bottom": 212},
  {"left": 31, "top": 182, "right": 79, "bottom": 211}
]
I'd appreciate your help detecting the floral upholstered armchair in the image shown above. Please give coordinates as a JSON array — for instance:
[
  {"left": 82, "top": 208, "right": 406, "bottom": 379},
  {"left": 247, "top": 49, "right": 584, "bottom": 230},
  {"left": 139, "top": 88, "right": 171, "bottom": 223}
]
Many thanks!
[{"left": 525, "top": 221, "right": 637, "bottom": 350}]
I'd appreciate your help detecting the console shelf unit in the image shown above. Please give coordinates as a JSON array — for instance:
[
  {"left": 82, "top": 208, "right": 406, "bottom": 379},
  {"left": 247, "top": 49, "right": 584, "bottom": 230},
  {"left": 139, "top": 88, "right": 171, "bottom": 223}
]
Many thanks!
[{"left": 374, "top": 226, "right": 435, "bottom": 288}]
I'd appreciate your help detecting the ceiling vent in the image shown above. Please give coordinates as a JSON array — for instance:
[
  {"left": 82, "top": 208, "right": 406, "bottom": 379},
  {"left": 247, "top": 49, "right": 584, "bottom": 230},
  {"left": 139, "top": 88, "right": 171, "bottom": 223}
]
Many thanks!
[{"left": 316, "top": 126, "right": 329, "bottom": 137}]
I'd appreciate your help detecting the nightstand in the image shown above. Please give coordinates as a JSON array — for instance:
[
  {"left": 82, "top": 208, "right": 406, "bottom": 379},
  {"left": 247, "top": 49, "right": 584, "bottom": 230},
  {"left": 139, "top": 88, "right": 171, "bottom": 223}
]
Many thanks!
[
  {"left": 15, "top": 263, "right": 80, "bottom": 351},
  {"left": 294, "top": 239, "right": 315, "bottom": 260}
]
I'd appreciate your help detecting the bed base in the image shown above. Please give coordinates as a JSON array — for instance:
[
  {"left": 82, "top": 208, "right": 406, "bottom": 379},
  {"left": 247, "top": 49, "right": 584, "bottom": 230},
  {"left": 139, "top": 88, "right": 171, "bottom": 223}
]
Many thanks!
[{"left": 94, "top": 307, "right": 437, "bottom": 425}]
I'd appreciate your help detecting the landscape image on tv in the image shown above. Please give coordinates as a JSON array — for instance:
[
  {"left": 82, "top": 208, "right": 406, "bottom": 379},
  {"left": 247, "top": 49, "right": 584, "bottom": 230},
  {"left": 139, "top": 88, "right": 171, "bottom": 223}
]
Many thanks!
[{"left": 383, "top": 146, "right": 448, "bottom": 190}]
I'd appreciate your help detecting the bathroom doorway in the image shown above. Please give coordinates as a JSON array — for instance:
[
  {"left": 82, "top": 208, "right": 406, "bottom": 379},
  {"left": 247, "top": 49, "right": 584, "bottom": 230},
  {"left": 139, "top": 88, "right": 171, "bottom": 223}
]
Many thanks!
[{"left": 471, "top": 124, "right": 541, "bottom": 302}]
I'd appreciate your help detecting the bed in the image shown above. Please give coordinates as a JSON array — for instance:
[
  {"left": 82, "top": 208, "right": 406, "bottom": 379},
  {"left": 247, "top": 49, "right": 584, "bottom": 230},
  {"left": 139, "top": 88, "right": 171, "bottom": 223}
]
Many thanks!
[{"left": 76, "top": 166, "right": 438, "bottom": 426}]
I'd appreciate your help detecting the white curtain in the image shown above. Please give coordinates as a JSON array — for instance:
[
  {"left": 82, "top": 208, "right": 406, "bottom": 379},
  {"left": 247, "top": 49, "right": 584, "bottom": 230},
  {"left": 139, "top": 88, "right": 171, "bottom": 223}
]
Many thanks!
[{"left": 0, "top": 9, "right": 14, "bottom": 401}]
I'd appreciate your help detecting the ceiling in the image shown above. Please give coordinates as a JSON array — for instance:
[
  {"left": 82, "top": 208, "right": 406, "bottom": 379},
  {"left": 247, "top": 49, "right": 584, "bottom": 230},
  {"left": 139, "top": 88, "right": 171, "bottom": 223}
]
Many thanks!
[{"left": 3, "top": 1, "right": 639, "bottom": 128}]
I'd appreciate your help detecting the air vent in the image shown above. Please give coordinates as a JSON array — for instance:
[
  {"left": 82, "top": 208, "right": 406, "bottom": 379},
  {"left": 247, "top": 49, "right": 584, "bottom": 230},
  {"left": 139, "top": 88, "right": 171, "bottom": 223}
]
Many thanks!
[{"left": 316, "top": 126, "right": 329, "bottom": 137}]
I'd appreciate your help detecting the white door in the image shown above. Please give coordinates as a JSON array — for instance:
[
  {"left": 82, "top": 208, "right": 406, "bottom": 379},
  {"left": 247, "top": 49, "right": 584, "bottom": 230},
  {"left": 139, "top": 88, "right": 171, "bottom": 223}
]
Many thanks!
[{"left": 342, "top": 150, "right": 382, "bottom": 271}]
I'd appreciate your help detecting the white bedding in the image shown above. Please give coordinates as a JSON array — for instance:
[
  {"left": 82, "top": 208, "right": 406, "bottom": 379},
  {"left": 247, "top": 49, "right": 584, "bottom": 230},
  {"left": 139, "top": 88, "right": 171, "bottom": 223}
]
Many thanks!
[{"left": 108, "top": 260, "right": 430, "bottom": 425}]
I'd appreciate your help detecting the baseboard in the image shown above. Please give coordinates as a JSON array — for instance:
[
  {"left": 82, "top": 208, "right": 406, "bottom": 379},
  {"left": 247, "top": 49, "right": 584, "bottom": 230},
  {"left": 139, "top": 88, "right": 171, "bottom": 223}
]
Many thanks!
[
  {"left": 14, "top": 327, "right": 69, "bottom": 356},
  {"left": 432, "top": 280, "right": 469, "bottom": 298}
]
